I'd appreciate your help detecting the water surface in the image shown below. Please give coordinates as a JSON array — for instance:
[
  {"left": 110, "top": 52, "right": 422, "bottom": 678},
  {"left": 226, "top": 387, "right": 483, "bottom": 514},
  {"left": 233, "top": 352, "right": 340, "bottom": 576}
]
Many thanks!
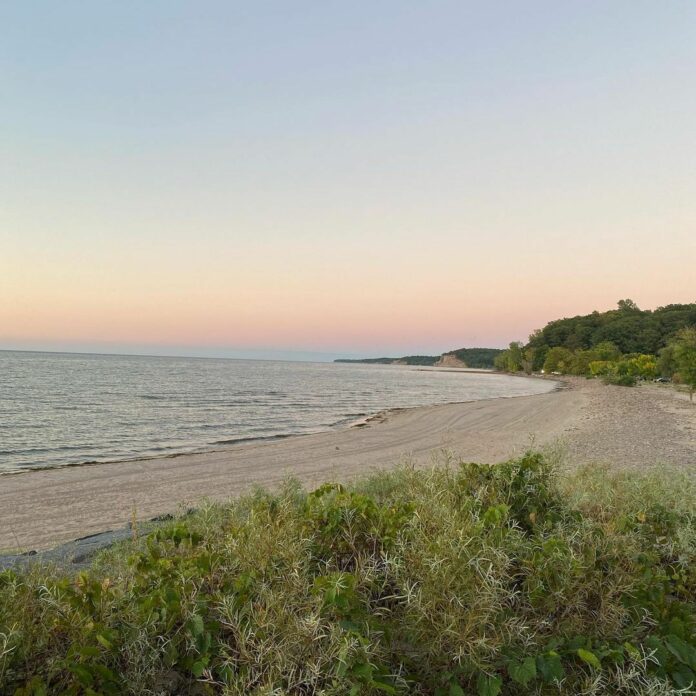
[{"left": 0, "top": 351, "right": 555, "bottom": 472}]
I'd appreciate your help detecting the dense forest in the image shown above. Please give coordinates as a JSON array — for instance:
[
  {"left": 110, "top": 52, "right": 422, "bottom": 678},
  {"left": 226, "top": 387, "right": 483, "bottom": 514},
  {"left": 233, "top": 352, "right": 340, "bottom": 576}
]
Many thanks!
[
  {"left": 527, "top": 300, "right": 696, "bottom": 370},
  {"left": 493, "top": 300, "right": 696, "bottom": 390},
  {"left": 445, "top": 347, "right": 503, "bottom": 368}
]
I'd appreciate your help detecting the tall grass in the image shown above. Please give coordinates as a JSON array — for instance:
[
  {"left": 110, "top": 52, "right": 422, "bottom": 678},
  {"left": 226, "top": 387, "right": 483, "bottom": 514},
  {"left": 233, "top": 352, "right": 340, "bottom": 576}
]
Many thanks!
[{"left": 1, "top": 453, "right": 694, "bottom": 695}]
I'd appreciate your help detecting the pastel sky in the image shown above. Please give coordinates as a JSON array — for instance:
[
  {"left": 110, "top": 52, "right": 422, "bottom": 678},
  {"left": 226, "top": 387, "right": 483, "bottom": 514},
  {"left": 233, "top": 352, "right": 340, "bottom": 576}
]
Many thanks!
[{"left": 2, "top": 1, "right": 695, "bottom": 360}]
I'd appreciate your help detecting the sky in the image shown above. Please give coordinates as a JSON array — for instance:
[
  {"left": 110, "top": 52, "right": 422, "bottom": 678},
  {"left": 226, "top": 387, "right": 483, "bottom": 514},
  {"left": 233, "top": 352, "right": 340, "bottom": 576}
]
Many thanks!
[{"left": 2, "top": 1, "right": 695, "bottom": 360}]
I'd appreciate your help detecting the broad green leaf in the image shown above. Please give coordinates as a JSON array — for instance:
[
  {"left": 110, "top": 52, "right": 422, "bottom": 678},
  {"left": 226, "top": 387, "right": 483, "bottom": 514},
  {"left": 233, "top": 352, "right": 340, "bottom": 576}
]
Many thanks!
[
  {"left": 537, "top": 651, "right": 565, "bottom": 682},
  {"left": 623, "top": 642, "right": 641, "bottom": 659},
  {"left": 96, "top": 633, "right": 112, "bottom": 649},
  {"left": 482, "top": 504, "right": 509, "bottom": 527},
  {"left": 601, "top": 647, "right": 625, "bottom": 665},
  {"left": 78, "top": 646, "right": 100, "bottom": 658},
  {"left": 666, "top": 634, "right": 696, "bottom": 670},
  {"left": 68, "top": 664, "right": 94, "bottom": 687},
  {"left": 449, "top": 681, "right": 465, "bottom": 696},
  {"left": 508, "top": 656, "right": 537, "bottom": 686},
  {"left": 476, "top": 673, "right": 502, "bottom": 696},
  {"left": 189, "top": 614, "right": 205, "bottom": 637},
  {"left": 672, "top": 665, "right": 696, "bottom": 690},
  {"left": 577, "top": 648, "right": 601, "bottom": 670},
  {"left": 351, "top": 662, "right": 373, "bottom": 679},
  {"left": 373, "top": 678, "right": 398, "bottom": 694},
  {"left": 92, "top": 663, "right": 118, "bottom": 682}
]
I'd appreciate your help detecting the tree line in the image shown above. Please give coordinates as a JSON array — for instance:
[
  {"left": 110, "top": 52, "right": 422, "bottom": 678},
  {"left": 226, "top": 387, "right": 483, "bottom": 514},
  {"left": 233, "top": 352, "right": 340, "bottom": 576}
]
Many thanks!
[{"left": 494, "top": 300, "right": 696, "bottom": 396}]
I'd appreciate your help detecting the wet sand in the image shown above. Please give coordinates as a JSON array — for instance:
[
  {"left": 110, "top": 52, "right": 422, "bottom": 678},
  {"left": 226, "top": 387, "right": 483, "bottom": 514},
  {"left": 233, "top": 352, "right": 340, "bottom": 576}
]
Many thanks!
[{"left": 2, "top": 378, "right": 694, "bottom": 552}]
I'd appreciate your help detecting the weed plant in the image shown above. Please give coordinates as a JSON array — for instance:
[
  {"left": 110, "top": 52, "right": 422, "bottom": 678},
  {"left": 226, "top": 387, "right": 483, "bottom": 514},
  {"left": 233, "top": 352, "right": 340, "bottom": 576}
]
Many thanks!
[{"left": 1, "top": 453, "right": 694, "bottom": 694}]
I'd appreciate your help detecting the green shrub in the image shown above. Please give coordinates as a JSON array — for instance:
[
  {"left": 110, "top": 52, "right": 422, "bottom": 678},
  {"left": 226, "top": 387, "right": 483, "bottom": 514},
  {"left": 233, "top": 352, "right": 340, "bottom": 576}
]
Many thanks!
[
  {"left": 604, "top": 372, "right": 638, "bottom": 387},
  {"left": 303, "top": 483, "right": 414, "bottom": 568},
  {"left": 1, "top": 455, "right": 694, "bottom": 695}
]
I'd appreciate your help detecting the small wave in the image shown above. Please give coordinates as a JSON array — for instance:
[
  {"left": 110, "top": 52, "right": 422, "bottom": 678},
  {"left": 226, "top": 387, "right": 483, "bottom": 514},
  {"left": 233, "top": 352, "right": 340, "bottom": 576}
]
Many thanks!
[
  {"left": 0, "top": 444, "right": 91, "bottom": 456},
  {"left": 330, "top": 412, "right": 370, "bottom": 426},
  {"left": 212, "top": 433, "right": 295, "bottom": 446},
  {"left": 2, "top": 354, "right": 549, "bottom": 473}
]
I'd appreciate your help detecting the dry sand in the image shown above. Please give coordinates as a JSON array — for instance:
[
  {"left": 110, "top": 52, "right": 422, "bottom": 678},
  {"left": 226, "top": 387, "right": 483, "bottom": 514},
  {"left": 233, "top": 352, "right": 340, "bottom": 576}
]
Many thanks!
[{"left": 2, "top": 378, "right": 694, "bottom": 552}]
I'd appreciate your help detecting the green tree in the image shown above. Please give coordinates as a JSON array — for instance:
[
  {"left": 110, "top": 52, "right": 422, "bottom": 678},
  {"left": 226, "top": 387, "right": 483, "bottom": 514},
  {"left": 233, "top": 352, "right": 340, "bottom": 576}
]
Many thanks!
[
  {"left": 617, "top": 298, "right": 640, "bottom": 312},
  {"left": 658, "top": 344, "right": 676, "bottom": 378},
  {"left": 493, "top": 351, "right": 509, "bottom": 372},
  {"left": 507, "top": 342, "right": 524, "bottom": 372},
  {"left": 572, "top": 349, "right": 597, "bottom": 375},
  {"left": 526, "top": 301, "right": 696, "bottom": 357},
  {"left": 672, "top": 327, "right": 696, "bottom": 401},
  {"left": 493, "top": 343, "right": 526, "bottom": 373},
  {"left": 543, "top": 347, "right": 575, "bottom": 374},
  {"left": 521, "top": 347, "right": 535, "bottom": 375},
  {"left": 593, "top": 341, "right": 621, "bottom": 361},
  {"left": 589, "top": 360, "right": 614, "bottom": 377},
  {"left": 624, "top": 354, "right": 657, "bottom": 380}
]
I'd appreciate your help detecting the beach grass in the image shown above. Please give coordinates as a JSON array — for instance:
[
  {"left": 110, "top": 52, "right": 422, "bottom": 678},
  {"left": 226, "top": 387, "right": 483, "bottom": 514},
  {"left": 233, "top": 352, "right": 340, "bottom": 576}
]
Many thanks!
[{"left": 1, "top": 453, "right": 695, "bottom": 695}]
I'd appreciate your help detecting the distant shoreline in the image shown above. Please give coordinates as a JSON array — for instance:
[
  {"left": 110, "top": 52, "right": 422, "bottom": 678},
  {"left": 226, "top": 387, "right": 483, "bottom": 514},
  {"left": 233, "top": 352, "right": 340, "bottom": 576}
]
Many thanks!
[{"left": 334, "top": 346, "right": 504, "bottom": 369}]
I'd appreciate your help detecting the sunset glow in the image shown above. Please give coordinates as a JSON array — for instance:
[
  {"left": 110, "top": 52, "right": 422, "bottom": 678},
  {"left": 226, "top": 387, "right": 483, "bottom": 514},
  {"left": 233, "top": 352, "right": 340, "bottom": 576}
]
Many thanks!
[{"left": 2, "top": 2, "right": 695, "bottom": 358}]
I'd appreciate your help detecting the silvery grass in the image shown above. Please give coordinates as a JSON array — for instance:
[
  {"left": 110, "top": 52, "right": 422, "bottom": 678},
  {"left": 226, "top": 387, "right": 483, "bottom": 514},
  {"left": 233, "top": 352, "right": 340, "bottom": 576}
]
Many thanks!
[{"left": 1, "top": 452, "right": 694, "bottom": 695}]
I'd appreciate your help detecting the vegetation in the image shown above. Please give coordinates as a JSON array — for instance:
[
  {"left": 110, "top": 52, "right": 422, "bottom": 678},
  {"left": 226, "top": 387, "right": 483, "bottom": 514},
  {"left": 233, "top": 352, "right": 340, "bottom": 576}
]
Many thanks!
[
  {"left": 493, "top": 301, "right": 696, "bottom": 388},
  {"left": 526, "top": 300, "right": 696, "bottom": 372},
  {"left": 336, "top": 348, "right": 503, "bottom": 369},
  {"left": 494, "top": 343, "right": 532, "bottom": 375},
  {"left": 671, "top": 327, "right": 696, "bottom": 401},
  {"left": 2, "top": 453, "right": 695, "bottom": 695},
  {"left": 339, "top": 301, "right": 694, "bottom": 380},
  {"left": 445, "top": 348, "right": 504, "bottom": 369}
]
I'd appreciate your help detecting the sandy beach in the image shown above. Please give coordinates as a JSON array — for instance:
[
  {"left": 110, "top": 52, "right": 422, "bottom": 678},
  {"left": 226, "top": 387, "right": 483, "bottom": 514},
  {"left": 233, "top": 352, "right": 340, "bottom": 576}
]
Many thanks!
[{"left": 2, "top": 378, "right": 694, "bottom": 553}]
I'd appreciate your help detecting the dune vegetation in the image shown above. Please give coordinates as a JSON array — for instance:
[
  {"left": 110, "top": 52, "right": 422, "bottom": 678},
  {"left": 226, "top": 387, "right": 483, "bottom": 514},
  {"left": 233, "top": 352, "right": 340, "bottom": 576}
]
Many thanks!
[{"left": 1, "top": 453, "right": 695, "bottom": 695}]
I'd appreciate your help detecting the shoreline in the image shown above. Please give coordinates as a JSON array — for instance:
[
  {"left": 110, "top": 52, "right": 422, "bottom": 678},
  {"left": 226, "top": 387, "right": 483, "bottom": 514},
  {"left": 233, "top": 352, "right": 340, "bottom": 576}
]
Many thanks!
[
  {"left": 2, "top": 377, "right": 693, "bottom": 558},
  {"left": 1, "top": 371, "right": 559, "bottom": 478},
  {"left": 0, "top": 379, "right": 567, "bottom": 570},
  {"left": 2, "top": 381, "right": 569, "bottom": 553}
]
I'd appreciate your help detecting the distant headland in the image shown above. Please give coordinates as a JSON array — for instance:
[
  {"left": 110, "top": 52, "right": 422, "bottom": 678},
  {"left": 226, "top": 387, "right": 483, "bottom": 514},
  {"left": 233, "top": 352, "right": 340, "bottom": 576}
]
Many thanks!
[{"left": 335, "top": 347, "right": 503, "bottom": 369}]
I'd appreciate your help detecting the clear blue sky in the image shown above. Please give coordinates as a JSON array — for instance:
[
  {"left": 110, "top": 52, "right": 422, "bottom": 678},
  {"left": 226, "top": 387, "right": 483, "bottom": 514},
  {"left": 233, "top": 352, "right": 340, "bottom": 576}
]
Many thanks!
[{"left": 2, "top": 2, "right": 695, "bottom": 360}]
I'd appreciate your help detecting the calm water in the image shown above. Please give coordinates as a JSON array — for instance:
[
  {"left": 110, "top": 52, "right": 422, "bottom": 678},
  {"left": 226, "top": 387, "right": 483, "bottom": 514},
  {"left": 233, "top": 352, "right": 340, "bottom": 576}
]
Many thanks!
[{"left": 0, "top": 351, "right": 555, "bottom": 473}]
